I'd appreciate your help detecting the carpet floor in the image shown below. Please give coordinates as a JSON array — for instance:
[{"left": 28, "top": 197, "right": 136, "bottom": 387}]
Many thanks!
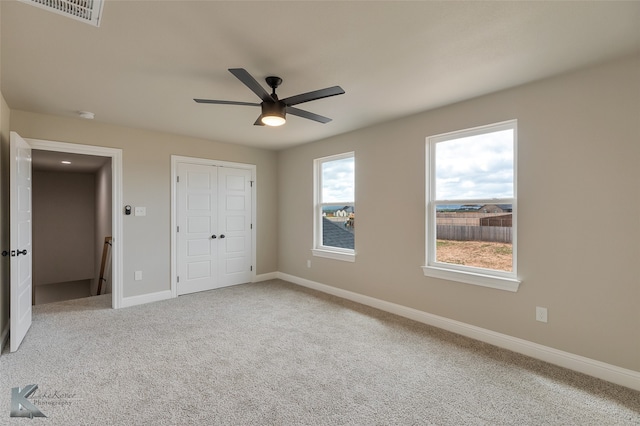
[{"left": 1, "top": 279, "right": 639, "bottom": 425}]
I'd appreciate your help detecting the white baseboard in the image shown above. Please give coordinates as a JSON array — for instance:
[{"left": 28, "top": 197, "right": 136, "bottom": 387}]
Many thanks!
[
  {"left": 120, "top": 290, "right": 173, "bottom": 309},
  {"left": 0, "top": 322, "right": 9, "bottom": 354},
  {"left": 253, "top": 272, "right": 278, "bottom": 282},
  {"left": 120, "top": 276, "right": 277, "bottom": 309},
  {"left": 278, "top": 272, "right": 640, "bottom": 392}
]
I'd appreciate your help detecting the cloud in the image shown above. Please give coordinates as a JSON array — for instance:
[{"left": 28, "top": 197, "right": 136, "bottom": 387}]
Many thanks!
[
  {"left": 322, "top": 156, "right": 354, "bottom": 203},
  {"left": 435, "top": 129, "right": 513, "bottom": 200}
]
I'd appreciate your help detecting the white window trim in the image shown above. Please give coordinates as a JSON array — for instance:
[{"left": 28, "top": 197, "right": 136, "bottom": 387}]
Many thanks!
[
  {"left": 313, "top": 152, "right": 356, "bottom": 262},
  {"left": 311, "top": 248, "right": 356, "bottom": 262},
  {"left": 423, "top": 120, "right": 520, "bottom": 292}
]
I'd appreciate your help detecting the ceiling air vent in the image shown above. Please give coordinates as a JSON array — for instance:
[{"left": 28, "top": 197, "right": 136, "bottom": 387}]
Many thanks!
[{"left": 18, "top": 0, "right": 104, "bottom": 27}]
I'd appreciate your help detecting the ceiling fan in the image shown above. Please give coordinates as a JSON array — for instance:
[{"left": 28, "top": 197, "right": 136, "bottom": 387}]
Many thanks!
[{"left": 194, "top": 68, "right": 345, "bottom": 127}]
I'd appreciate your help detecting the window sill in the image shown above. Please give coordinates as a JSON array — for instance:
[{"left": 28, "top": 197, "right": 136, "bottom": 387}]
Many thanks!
[
  {"left": 422, "top": 265, "right": 520, "bottom": 292},
  {"left": 312, "top": 249, "right": 355, "bottom": 263}
]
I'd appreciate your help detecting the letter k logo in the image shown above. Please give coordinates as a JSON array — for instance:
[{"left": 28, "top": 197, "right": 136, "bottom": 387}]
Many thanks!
[{"left": 10, "top": 385, "right": 46, "bottom": 418}]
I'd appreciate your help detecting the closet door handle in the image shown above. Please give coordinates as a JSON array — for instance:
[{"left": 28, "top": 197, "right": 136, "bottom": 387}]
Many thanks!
[
  {"left": 219, "top": 234, "right": 225, "bottom": 239},
  {"left": 211, "top": 235, "right": 217, "bottom": 239}
]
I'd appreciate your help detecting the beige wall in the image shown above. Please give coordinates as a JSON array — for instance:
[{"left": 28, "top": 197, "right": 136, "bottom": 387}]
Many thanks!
[
  {"left": 32, "top": 170, "right": 96, "bottom": 286},
  {"left": 9, "top": 112, "right": 279, "bottom": 298},
  {"left": 278, "top": 55, "right": 640, "bottom": 372}
]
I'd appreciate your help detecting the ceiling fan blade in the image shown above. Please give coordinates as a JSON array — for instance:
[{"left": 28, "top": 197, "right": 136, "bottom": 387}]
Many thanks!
[
  {"left": 253, "top": 116, "right": 265, "bottom": 126},
  {"left": 228, "top": 68, "right": 273, "bottom": 103},
  {"left": 286, "top": 106, "right": 332, "bottom": 124},
  {"left": 281, "top": 86, "right": 345, "bottom": 106},
  {"left": 194, "top": 99, "right": 260, "bottom": 106}
]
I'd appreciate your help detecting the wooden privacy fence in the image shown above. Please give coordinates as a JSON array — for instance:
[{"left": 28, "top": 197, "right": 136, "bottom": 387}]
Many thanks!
[{"left": 437, "top": 225, "right": 512, "bottom": 243}]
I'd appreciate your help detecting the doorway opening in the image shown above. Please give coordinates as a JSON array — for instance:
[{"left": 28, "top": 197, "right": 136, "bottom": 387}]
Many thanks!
[
  {"left": 27, "top": 138, "right": 123, "bottom": 309},
  {"left": 32, "top": 150, "right": 112, "bottom": 305}
]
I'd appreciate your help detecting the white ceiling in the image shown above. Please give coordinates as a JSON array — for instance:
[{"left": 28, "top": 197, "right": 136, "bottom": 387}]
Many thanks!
[{"left": 2, "top": 1, "right": 639, "bottom": 150}]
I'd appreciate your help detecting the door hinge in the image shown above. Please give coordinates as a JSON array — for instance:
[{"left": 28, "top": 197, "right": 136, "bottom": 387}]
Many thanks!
[
  {"left": 177, "top": 276, "right": 180, "bottom": 283},
  {"left": 250, "top": 223, "right": 253, "bottom": 229},
  {"left": 250, "top": 180, "right": 254, "bottom": 187},
  {"left": 177, "top": 176, "right": 180, "bottom": 183},
  {"left": 250, "top": 265, "right": 253, "bottom": 272},
  {"left": 177, "top": 226, "right": 179, "bottom": 232}
]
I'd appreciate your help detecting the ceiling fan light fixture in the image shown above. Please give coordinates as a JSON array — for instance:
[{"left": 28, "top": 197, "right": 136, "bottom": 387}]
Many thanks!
[
  {"left": 260, "top": 102, "right": 286, "bottom": 126},
  {"left": 195, "top": 68, "right": 344, "bottom": 126},
  {"left": 261, "top": 114, "right": 286, "bottom": 127}
]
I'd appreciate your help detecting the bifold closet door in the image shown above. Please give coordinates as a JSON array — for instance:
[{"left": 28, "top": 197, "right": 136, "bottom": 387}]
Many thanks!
[
  {"left": 177, "top": 163, "right": 252, "bottom": 295},
  {"left": 217, "top": 167, "right": 252, "bottom": 287}
]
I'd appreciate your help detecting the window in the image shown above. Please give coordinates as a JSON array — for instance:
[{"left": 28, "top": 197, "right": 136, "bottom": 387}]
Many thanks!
[
  {"left": 424, "top": 120, "right": 520, "bottom": 291},
  {"left": 313, "top": 152, "right": 355, "bottom": 262}
]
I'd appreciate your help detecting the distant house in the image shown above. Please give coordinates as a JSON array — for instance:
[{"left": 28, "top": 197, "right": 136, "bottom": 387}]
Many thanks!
[
  {"left": 322, "top": 205, "right": 354, "bottom": 217},
  {"left": 495, "top": 204, "right": 513, "bottom": 212},
  {"left": 341, "top": 206, "right": 355, "bottom": 214}
]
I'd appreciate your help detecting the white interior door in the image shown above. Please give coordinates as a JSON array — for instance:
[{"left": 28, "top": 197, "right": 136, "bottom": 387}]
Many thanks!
[
  {"left": 9, "top": 132, "right": 33, "bottom": 352},
  {"left": 177, "top": 163, "right": 218, "bottom": 295},
  {"left": 218, "top": 167, "right": 252, "bottom": 287},
  {"left": 176, "top": 163, "right": 252, "bottom": 295}
]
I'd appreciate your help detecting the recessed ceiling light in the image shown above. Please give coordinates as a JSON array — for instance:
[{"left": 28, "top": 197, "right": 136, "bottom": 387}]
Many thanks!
[
  {"left": 61, "top": 161, "right": 71, "bottom": 164},
  {"left": 78, "top": 111, "right": 95, "bottom": 120}
]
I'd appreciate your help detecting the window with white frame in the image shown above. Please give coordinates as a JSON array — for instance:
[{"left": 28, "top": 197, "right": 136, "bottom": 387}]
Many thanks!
[
  {"left": 424, "top": 120, "right": 520, "bottom": 291},
  {"left": 313, "top": 152, "right": 355, "bottom": 262}
]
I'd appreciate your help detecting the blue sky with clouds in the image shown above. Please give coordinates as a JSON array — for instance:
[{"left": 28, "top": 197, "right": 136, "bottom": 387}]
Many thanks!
[
  {"left": 322, "top": 156, "right": 354, "bottom": 203},
  {"left": 435, "top": 129, "right": 514, "bottom": 200},
  {"left": 319, "top": 129, "right": 512, "bottom": 204}
]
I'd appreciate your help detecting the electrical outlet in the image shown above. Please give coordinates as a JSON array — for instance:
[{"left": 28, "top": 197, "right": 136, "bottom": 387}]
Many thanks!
[
  {"left": 135, "top": 271, "right": 143, "bottom": 281},
  {"left": 307, "top": 260, "right": 311, "bottom": 268},
  {"left": 536, "top": 306, "right": 548, "bottom": 323}
]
